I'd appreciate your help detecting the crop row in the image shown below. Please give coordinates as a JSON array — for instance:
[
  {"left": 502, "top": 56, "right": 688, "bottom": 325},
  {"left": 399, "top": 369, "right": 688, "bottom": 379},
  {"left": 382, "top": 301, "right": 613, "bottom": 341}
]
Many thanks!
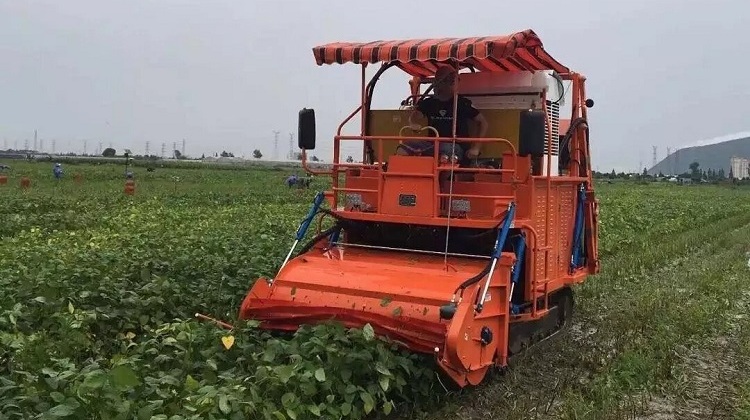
[{"left": 1, "top": 164, "right": 749, "bottom": 419}]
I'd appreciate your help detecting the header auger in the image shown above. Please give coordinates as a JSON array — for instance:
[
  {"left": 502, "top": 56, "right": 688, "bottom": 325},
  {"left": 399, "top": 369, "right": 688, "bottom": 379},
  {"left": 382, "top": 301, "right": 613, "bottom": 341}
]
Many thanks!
[{"left": 239, "top": 29, "right": 600, "bottom": 387}]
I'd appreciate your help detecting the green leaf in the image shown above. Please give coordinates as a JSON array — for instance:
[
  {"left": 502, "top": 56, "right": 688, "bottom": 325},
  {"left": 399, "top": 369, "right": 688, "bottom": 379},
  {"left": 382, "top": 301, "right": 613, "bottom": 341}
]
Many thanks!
[
  {"left": 360, "top": 392, "right": 375, "bottom": 414},
  {"left": 375, "top": 362, "right": 391, "bottom": 376},
  {"left": 308, "top": 404, "right": 321, "bottom": 416},
  {"left": 218, "top": 395, "right": 230, "bottom": 414},
  {"left": 362, "top": 323, "right": 375, "bottom": 341},
  {"left": 48, "top": 403, "right": 75, "bottom": 417},
  {"left": 110, "top": 365, "right": 140, "bottom": 389},
  {"left": 273, "top": 365, "right": 295, "bottom": 383},
  {"left": 379, "top": 376, "right": 389, "bottom": 392},
  {"left": 340, "top": 402, "right": 352, "bottom": 416},
  {"left": 185, "top": 374, "right": 199, "bottom": 391},
  {"left": 314, "top": 367, "right": 326, "bottom": 382},
  {"left": 81, "top": 369, "right": 107, "bottom": 389},
  {"left": 281, "top": 392, "right": 296, "bottom": 409},
  {"left": 50, "top": 392, "right": 66, "bottom": 403},
  {"left": 286, "top": 409, "right": 298, "bottom": 420},
  {"left": 262, "top": 346, "right": 276, "bottom": 362},
  {"left": 383, "top": 400, "right": 393, "bottom": 415}
]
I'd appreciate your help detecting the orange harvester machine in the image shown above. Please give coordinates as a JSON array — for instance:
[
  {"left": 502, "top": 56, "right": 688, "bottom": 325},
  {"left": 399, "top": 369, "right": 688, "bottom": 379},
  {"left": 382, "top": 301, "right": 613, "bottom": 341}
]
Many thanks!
[{"left": 239, "top": 29, "right": 600, "bottom": 387}]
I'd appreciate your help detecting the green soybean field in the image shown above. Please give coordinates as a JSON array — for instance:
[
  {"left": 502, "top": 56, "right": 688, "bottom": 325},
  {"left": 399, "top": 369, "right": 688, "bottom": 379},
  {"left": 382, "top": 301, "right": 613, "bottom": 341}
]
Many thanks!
[{"left": 1, "top": 161, "right": 749, "bottom": 420}]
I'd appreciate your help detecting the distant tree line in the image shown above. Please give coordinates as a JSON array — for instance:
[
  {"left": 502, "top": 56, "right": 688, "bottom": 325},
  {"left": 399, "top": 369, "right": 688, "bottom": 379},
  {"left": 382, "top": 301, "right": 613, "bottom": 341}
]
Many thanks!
[{"left": 593, "top": 160, "right": 738, "bottom": 183}]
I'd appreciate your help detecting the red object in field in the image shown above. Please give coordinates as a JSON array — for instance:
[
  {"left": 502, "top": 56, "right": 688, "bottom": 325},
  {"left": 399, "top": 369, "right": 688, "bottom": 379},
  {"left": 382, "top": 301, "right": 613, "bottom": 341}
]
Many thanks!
[
  {"left": 239, "top": 29, "right": 600, "bottom": 388},
  {"left": 20, "top": 177, "right": 30, "bottom": 189},
  {"left": 74, "top": 173, "right": 83, "bottom": 184},
  {"left": 0, "top": 175, "right": 7, "bottom": 185},
  {"left": 124, "top": 179, "right": 135, "bottom": 195}
]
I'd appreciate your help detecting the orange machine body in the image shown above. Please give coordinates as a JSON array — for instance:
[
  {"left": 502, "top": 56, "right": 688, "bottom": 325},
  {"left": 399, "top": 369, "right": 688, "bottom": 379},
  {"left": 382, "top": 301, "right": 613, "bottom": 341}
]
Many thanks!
[{"left": 239, "top": 29, "right": 599, "bottom": 387}]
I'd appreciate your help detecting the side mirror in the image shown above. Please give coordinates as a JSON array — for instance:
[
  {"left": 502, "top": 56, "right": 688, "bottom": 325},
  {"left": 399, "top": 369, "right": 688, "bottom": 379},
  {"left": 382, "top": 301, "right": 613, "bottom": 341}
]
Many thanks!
[
  {"left": 298, "top": 108, "right": 316, "bottom": 150},
  {"left": 518, "top": 109, "right": 546, "bottom": 157}
]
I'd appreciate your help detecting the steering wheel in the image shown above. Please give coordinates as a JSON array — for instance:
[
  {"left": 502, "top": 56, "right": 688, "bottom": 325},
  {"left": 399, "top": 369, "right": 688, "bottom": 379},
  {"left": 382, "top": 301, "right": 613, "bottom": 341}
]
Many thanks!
[
  {"left": 397, "top": 125, "right": 441, "bottom": 155},
  {"left": 400, "top": 94, "right": 431, "bottom": 107},
  {"left": 399, "top": 125, "right": 439, "bottom": 138}
]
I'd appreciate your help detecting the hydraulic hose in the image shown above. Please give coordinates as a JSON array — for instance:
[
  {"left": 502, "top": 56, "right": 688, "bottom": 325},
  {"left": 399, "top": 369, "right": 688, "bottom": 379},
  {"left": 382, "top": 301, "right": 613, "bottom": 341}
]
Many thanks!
[
  {"left": 293, "top": 223, "right": 342, "bottom": 258},
  {"left": 559, "top": 117, "right": 590, "bottom": 171}
]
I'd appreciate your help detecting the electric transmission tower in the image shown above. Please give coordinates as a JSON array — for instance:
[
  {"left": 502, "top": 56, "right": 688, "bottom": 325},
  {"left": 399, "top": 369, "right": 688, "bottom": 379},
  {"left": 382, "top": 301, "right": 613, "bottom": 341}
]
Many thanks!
[
  {"left": 288, "top": 133, "right": 294, "bottom": 160},
  {"left": 273, "top": 130, "right": 280, "bottom": 160},
  {"left": 182, "top": 139, "right": 186, "bottom": 156},
  {"left": 161, "top": 142, "right": 166, "bottom": 158},
  {"left": 173, "top": 141, "right": 177, "bottom": 158},
  {"left": 652, "top": 146, "right": 657, "bottom": 169},
  {"left": 145, "top": 141, "right": 150, "bottom": 156}
]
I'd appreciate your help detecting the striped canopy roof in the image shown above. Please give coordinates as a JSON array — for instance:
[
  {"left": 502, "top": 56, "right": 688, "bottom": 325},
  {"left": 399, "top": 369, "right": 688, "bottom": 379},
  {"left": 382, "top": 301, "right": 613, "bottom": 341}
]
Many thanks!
[{"left": 312, "top": 29, "right": 570, "bottom": 77}]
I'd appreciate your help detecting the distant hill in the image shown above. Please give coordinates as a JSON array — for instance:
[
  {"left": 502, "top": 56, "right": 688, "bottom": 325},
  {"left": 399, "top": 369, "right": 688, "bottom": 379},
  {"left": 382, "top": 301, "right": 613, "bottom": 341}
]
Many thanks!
[{"left": 648, "top": 136, "right": 750, "bottom": 176}]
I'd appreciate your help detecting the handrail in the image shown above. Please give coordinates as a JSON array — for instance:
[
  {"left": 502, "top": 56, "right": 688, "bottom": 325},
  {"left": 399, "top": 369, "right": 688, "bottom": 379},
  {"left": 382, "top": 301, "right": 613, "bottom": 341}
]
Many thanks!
[
  {"left": 332, "top": 187, "right": 379, "bottom": 193},
  {"left": 329, "top": 133, "right": 521, "bottom": 213},
  {"left": 337, "top": 105, "right": 363, "bottom": 137},
  {"left": 334, "top": 134, "right": 518, "bottom": 176},
  {"left": 436, "top": 193, "right": 513, "bottom": 200}
]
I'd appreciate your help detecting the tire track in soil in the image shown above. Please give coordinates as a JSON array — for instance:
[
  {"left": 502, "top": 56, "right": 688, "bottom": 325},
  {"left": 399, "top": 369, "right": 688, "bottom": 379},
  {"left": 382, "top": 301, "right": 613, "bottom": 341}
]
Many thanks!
[
  {"left": 634, "top": 227, "right": 750, "bottom": 420},
  {"left": 418, "top": 212, "right": 750, "bottom": 420}
]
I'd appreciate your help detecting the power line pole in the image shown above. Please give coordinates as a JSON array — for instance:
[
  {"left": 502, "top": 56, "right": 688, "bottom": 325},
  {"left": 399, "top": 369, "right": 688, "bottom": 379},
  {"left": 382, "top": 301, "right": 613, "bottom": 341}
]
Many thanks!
[
  {"left": 34, "top": 130, "right": 38, "bottom": 151},
  {"left": 652, "top": 145, "right": 657, "bottom": 169},
  {"left": 161, "top": 142, "right": 166, "bottom": 158},
  {"left": 172, "top": 141, "right": 177, "bottom": 158},
  {"left": 288, "top": 133, "right": 294, "bottom": 160},
  {"left": 182, "top": 138, "right": 186, "bottom": 156},
  {"left": 145, "top": 141, "right": 150, "bottom": 156}
]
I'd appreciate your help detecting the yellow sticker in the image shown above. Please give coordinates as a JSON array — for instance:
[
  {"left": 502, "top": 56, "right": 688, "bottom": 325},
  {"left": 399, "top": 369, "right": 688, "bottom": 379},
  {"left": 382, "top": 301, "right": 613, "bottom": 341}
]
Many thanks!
[{"left": 221, "top": 335, "right": 235, "bottom": 350}]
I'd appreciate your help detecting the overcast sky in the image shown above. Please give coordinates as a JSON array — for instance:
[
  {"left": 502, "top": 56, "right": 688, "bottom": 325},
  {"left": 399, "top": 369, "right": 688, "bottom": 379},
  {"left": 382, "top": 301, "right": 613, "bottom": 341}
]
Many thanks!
[{"left": 1, "top": 0, "right": 748, "bottom": 172}]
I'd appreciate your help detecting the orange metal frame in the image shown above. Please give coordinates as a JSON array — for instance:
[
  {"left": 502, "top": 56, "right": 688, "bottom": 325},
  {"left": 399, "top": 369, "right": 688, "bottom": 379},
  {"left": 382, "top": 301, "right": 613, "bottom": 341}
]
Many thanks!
[{"left": 242, "top": 32, "right": 599, "bottom": 388}]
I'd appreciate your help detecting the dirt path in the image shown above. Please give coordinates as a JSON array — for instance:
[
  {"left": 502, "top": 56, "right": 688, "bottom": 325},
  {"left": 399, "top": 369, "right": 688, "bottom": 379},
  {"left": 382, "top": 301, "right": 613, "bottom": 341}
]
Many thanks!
[{"left": 418, "top": 213, "right": 750, "bottom": 420}]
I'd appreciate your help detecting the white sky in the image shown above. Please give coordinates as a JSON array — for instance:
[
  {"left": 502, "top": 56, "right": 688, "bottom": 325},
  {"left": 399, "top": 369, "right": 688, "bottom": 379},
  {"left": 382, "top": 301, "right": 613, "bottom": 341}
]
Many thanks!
[{"left": 1, "top": 0, "right": 749, "bottom": 172}]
